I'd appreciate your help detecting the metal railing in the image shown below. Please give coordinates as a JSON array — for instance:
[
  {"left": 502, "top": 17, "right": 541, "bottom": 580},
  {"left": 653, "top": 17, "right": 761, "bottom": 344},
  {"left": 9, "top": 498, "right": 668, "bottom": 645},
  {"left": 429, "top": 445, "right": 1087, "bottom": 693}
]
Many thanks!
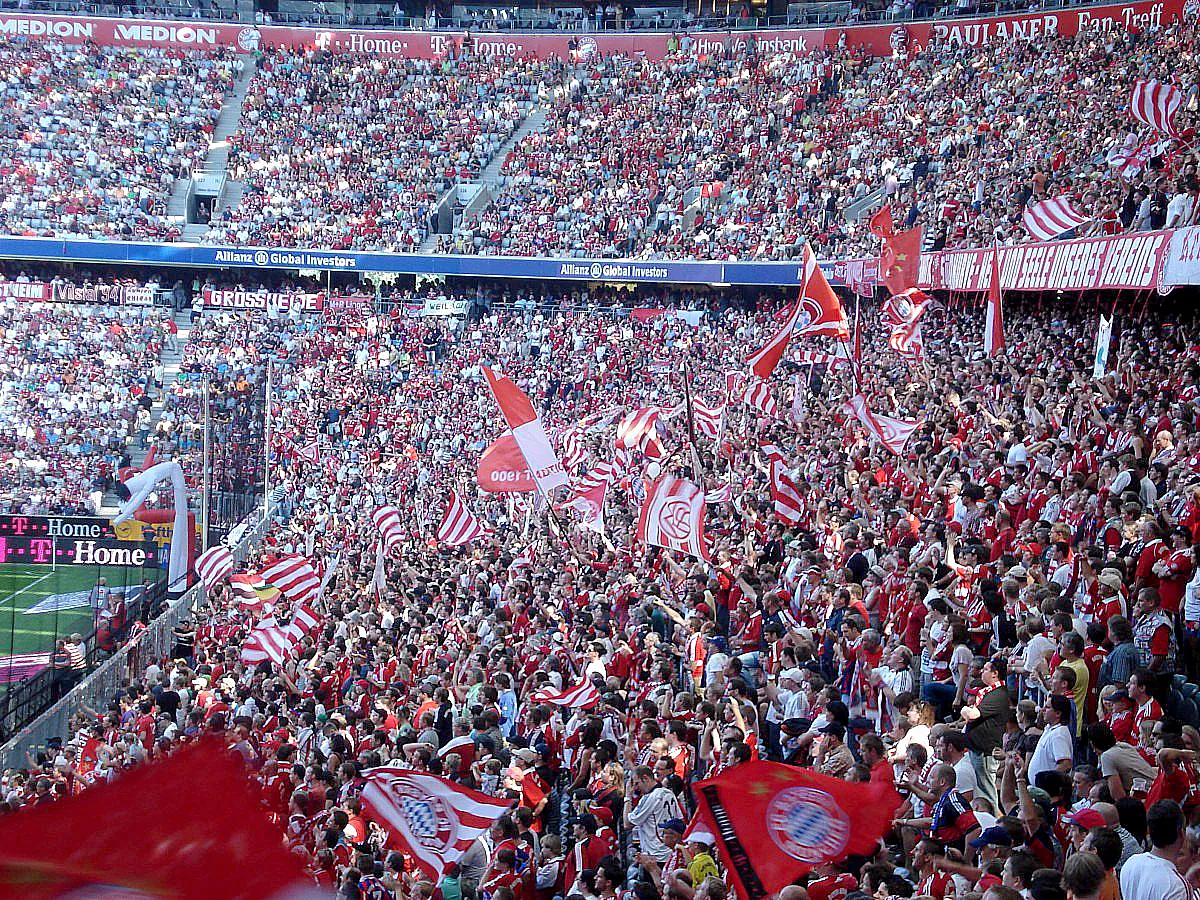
[
  {"left": 9, "top": 0, "right": 240, "bottom": 22},
  {"left": 0, "top": 505, "right": 274, "bottom": 771}
]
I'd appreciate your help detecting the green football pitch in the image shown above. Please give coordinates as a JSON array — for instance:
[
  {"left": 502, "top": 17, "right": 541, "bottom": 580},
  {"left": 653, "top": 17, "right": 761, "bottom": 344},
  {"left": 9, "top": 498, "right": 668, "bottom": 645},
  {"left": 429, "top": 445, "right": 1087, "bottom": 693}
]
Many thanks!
[{"left": 0, "top": 563, "right": 159, "bottom": 680}]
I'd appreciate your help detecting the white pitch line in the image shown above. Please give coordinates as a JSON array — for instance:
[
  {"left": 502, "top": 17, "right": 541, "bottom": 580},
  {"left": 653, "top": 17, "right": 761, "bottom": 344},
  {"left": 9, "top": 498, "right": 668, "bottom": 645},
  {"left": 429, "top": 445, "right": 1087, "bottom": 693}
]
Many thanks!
[{"left": 0, "top": 573, "right": 58, "bottom": 611}]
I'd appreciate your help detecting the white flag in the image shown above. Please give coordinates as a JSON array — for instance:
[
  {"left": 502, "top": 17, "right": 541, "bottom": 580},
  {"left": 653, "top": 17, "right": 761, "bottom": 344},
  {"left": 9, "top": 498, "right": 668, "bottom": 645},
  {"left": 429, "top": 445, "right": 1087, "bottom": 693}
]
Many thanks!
[{"left": 1093, "top": 315, "right": 1113, "bottom": 380}]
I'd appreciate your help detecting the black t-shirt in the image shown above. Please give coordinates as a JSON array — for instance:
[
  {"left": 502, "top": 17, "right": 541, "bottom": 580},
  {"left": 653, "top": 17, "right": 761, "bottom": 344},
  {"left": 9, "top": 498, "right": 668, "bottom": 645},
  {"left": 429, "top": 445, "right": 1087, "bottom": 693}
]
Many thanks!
[
  {"left": 966, "top": 685, "right": 1011, "bottom": 754},
  {"left": 158, "top": 690, "right": 181, "bottom": 719}
]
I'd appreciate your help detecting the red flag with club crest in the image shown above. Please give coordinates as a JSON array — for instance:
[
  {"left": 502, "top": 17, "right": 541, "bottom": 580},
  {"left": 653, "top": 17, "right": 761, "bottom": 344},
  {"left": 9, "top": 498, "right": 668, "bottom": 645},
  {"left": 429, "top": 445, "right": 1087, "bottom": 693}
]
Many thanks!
[
  {"left": 747, "top": 246, "right": 848, "bottom": 379},
  {"left": 693, "top": 761, "right": 901, "bottom": 900}
]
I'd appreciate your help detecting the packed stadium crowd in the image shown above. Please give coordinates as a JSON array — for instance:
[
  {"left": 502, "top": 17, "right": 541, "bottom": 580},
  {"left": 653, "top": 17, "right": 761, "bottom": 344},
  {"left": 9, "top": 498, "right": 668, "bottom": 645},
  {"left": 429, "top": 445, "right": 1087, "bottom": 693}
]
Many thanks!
[
  {"left": 206, "top": 51, "right": 560, "bottom": 251},
  {"left": 0, "top": 40, "right": 236, "bottom": 242},
  {"left": 4, "top": 3, "right": 1200, "bottom": 899},
  {"left": 0, "top": 290, "right": 171, "bottom": 515},
  {"left": 0, "top": 11, "right": 1193, "bottom": 257},
  {"left": 449, "top": 20, "right": 1200, "bottom": 260},
  {"left": 2, "top": 278, "right": 1198, "bottom": 900}
]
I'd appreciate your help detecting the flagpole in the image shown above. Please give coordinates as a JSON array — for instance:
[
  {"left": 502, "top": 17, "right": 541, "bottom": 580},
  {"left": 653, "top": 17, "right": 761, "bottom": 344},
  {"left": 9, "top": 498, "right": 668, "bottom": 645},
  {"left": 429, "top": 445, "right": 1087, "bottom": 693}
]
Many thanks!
[
  {"left": 681, "top": 360, "right": 705, "bottom": 480},
  {"left": 262, "top": 360, "right": 272, "bottom": 522},
  {"left": 853, "top": 293, "right": 862, "bottom": 386},
  {"left": 834, "top": 331, "right": 861, "bottom": 394},
  {"left": 201, "top": 375, "right": 211, "bottom": 553}
]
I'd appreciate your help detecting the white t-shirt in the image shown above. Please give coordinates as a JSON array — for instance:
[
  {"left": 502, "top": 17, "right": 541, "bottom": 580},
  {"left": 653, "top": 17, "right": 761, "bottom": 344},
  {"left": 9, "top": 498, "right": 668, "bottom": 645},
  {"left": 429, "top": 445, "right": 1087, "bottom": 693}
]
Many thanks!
[
  {"left": 1029, "top": 723, "right": 1074, "bottom": 780},
  {"left": 1119, "top": 851, "right": 1190, "bottom": 900},
  {"left": 953, "top": 754, "right": 979, "bottom": 798},
  {"left": 627, "top": 786, "right": 684, "bottom": 863}
]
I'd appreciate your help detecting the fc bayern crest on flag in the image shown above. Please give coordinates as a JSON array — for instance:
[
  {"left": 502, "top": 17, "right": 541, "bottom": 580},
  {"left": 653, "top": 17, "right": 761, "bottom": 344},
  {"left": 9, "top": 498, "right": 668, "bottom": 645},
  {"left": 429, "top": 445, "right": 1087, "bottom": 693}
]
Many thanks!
[
  {"left": 397, "top": 789, "right": 455, "bottom": 850},
  {"left": 361, "top": 768, "right": 514, "bottom": 881},
  {"left": 765, "top": 787, "right": 851, "bottom": 863}
]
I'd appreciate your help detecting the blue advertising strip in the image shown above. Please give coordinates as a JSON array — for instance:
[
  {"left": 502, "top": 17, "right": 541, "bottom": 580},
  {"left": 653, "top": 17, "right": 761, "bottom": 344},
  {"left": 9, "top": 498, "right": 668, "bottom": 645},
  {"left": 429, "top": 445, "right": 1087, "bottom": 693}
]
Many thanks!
[{"left": 0, "top": 236, "right": 844, "bottom": 287}]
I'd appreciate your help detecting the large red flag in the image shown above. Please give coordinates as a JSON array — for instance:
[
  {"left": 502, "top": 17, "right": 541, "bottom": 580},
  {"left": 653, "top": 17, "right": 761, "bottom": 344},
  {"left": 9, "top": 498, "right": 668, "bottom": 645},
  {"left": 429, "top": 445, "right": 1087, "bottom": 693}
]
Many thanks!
[
  {"left": 747, "top": 246, "right": 848, "bottom": 379},
  {"left": 0, "top": 740, "right": 304, "bottom": 898},
  {"left": 361, "top": 769, "right": 515, "bottom": 881},
  {"left": 868, "top": 205, "right": 895, "bottom": 240},
  {"left": 482, "top": 366, "right": 568, "bottom": 495},
  {"left": 984, "top": 244, "right": 1006, "bottom": 356},
  {"left": 880, "top": 226, "right": 922, "bottom": 294},
  {"left": 693, "top": 761, "right": 901, "bottom": 900},
  {"left": 477, "top": 432, "right": 537, "bottom": 493}
]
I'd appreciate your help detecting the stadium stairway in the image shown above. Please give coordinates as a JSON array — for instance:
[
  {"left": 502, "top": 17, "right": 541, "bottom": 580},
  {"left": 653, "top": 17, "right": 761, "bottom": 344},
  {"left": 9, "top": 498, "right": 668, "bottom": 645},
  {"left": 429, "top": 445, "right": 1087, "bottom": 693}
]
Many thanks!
[
  {"left": 416, "top": 103, "right": 548, "bottom": 252},
  {"left": 98, "top": 310, "right": 193, "bottom": 514},
  {"left": 170, "top": 56, "right": 258, "bottom": 242}
]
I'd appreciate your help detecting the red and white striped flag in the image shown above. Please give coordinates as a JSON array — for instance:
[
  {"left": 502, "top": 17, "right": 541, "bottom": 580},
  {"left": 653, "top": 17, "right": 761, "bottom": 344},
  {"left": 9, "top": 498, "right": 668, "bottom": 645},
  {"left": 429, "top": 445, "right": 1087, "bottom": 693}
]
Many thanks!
[
  {"left": 724, "top": 369, "right": 747, "bottom": 401},
  {"left": 360, "top": 770, "right": 514, "bottom": 881},
  {"left": 258, "top": 554, "right": 321, "bottom": 606},
  {"left": 1022, "top": 197, "right": 1091, "bottom": 242},
  {"left": 692, "top": 400, "right": 726, "bottom": 440},
  {"left": 580, "top": 407, "right": 623, "bottom": 433},
  {"left": 887, "top": 322, "right": 924, "bottom": 363},
  {"left": 240, "top": 602, "right": 323, "bottom": 667},
  {"left": 558, "top": 426, "right": 585, "bottom": 472},
  {"left": 1130, "top": 78, "right": 1182, "bottom": 137},
  {"left": 286, "top": 603, "right": 322, "bottom": 640},
  {"left": 531, "top": 677, "right": 602, "bottom": 709},
  {"left": 746, "top": 245, "right": 848, "bottom": 379},
  {"left": 560, "top": 477, "right": 607, "bottom": 533},
  {"left": 759, "top": 442, "right": 789, "bottom": 466},
  {"left": 373, "top": 505, "right": 405, "bottom": 555},
  {"left": 984, "top": 244, "right": 1005, "bottom": 356},
  {"left": 611, "top": 446, "right": 633, "bottom": 478},
  {"left": 791, "top": 349, "right": 848, "bottom": 369},
  {"left": 704, "top": 483, "right": 733, "bottom": 504},
  {"left": 228, "top": 572, "right": 280, "bottom": 611},
  {"left": 194, "top": 546, "right": 234, "bottom": 589},
  {"left": 769, "top": 461, "right": 805, "bottom": 526},
  {"left": 615, "top": 407, "right": 664, "bottom": 458},
  {"left": 744, "top": 378, "right": 779, "bottom": 419},
  {"left": 1107, "top": 134, "right": 1157, "bottom": 176},
  {"left": 508, "top": 541, "right": 537, "bottom": 572},
  {"left": 573, "top": 460, "right": 617, "bottom": 493},
  {"left": 294, "top": 441, "right": 320, "bottom": 465},
  {"left": 842, "top": 393, "right": 924, "bottom": 455},
  {"left": 437, "top": 490, "right": 490, "bottom": 546},
  {"left": 636, "top": 474, "right": 711, "bottom": 561},
  {"left": 240, "top": 617, "right": 296, "bottom": 666}
]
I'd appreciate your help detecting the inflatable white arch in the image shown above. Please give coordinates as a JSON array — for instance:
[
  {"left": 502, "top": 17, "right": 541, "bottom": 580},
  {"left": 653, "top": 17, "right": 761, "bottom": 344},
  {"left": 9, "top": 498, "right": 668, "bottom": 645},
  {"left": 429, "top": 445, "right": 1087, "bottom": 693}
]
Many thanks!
[{"left": 113, "top": 460, "right": 190, "bottom": 591}]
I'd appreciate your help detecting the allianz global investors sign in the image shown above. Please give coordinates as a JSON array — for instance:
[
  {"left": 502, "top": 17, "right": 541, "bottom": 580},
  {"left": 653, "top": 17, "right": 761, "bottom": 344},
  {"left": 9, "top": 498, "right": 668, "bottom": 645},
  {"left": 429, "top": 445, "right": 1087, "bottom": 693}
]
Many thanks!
[{"left": 558, "top": 262, "right": 670, "bottom": 280}]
